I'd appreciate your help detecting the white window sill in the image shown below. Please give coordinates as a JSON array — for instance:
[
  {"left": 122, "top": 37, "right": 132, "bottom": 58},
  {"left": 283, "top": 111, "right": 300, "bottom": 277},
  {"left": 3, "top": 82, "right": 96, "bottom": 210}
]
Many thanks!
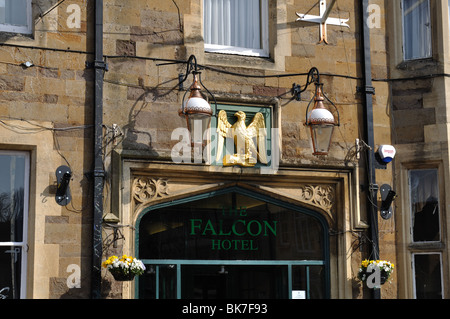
[
  {"left": 205, "top": 44, "right": 269, "bottom": 58},
  {"left": 0, "top": 24, "right": 31, "bottom": 34}
]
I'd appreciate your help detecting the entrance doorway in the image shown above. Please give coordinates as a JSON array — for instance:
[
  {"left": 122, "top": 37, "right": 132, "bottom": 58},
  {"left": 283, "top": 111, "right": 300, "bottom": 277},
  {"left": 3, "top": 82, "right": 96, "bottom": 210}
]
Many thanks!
[{"left": 136, "top": 187, "right": 330, "bottom": 299}]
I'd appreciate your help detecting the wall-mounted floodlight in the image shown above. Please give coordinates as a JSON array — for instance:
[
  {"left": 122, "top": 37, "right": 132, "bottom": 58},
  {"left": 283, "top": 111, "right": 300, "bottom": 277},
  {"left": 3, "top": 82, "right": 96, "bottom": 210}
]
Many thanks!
[
  {"left": 380, "top": 184, "right": 396, "bottom": 220},
  {"left": 55, "top": 165, "right": 72, "bottom": 206}
]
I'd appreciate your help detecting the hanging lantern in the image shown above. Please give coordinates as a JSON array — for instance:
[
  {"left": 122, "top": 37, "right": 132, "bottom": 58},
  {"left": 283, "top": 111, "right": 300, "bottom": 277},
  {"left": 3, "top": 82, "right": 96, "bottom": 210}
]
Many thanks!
[
  {"left": 305, "top": 83, "right": 339, "bottom": 155},
  {"left": 178, "top": 55, "right": 215, "bottom": 148},
  {"left": 179, "top": 71, "right": 213, "bottom": 146}
]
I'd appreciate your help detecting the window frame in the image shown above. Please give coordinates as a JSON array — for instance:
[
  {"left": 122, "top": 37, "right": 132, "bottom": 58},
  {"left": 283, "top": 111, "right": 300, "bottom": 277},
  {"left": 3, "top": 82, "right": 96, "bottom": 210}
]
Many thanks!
[
  {"left": 401, "top": 0, "right": 432, "bottom": 61},
  {"left": 404, "top": 165, "right": 446, "bottom": 299},
  {"left": 203, "top": 0, "right": 270, "bottom": 57},
  {"left": 0, "top": 0, "right": 32, "bottom": 34},
  {"left": 0, "top": 150, "right": 30, "bottom": 299}
]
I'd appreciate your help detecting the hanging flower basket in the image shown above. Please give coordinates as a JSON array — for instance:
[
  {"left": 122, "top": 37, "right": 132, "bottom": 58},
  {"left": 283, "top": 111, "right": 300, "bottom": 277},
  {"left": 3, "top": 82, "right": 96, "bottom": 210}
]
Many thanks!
[
  {"left": 102, "top": 255, "right": 146, "bottom": 281},
  {"left": 110, "top": 271, "right": 136, "bottom": 281},
  {"left": 358, "top": 259, "right": 394, "bottom": 288}
]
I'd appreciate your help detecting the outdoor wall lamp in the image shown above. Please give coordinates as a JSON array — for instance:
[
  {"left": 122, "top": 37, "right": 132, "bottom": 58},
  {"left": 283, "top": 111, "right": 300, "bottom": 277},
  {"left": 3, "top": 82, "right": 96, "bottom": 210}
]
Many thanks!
[
  {"left": 55, "top": 165, "right": 72, "bottom": 206},
  {"left": 178, "top": 55, "right": 216, "bottom": 146},
  {"left": 294, "top": 67, "right": 340, "bottom": 156},
  {"left": 380, "top": 184, "right": 397, "bottom": 220}
]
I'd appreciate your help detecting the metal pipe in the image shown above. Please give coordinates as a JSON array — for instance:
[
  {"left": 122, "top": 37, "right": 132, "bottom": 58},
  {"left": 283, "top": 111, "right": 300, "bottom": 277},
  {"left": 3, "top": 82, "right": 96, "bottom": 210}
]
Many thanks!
[
  {"left": 360, "top": 0, "right": 380, "bottom": 299},
  {"left": 91, "top": 0, "right": 105, "bottom": 299}
]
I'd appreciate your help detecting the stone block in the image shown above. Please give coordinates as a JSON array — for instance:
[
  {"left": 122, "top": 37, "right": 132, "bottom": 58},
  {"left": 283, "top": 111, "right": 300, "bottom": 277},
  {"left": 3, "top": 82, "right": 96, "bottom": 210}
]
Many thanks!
[
  {"left": 393, "top": 108, "right": 435, "bottom": 129},
  {"left": 116, "top": 39, "right": 136, "bottom": 56},
  {"left": 0, "top": 74, "right": 25, "bottom": 91},
  {"left": 253, "top": 86, "right": 287, "bottom": 97},
  {"left": 130, "top": 25, "right": 183, "bottom": 45},
  {"left": 105, "top": 6, "right": 141, "bottom": 27},
  {"left": 45, "top": 221, "right": 81, "bottom": 245},
  {"left": 46, "top": 32, "right": 85, "bottom": 52}
]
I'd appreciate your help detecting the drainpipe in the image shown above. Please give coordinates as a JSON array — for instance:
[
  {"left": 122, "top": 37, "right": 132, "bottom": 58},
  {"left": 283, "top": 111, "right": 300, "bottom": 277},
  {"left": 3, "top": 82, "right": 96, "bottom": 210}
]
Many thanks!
[
  {"left": 91, "top": 0, "right": 105, "bottom": 299},
  {"left": 360, "top": 0, "right": 380, "bottom": 299}
]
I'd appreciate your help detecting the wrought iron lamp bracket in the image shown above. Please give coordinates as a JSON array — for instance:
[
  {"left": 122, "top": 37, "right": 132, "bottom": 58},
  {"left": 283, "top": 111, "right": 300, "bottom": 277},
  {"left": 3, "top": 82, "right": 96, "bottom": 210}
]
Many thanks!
[
  {"left": 178, "top": 55, "right": 217, "bottom": 117},
  {"left": 292, "top": 67, "right": 321, "bottom": 101}
]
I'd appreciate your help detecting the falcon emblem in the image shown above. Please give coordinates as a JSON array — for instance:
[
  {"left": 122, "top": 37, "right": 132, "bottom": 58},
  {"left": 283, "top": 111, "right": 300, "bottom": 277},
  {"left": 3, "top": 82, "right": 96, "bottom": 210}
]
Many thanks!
[{"left": 216, "top": 110, "right": 268, "bottom": 167}]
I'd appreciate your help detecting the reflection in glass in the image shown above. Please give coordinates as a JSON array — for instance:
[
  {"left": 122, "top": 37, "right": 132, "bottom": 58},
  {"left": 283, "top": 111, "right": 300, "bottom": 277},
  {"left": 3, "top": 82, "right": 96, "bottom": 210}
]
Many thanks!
[
  {"left": 0, "top": 154, "right": 26, "bottom": 243},
  {"left": 0, "top": 246, "right": 22, "bottom": 299},
  {"left": 402, "top": 0, "right": 431, "bottom": 60},
  {"left": 0, "top": 153, "right": 27, "bottom": 299},
  {"left": 139, "top": 265, "right": 177, "bottom": 299},
  {"left": 139, "top": 192, "right": 324, "bottom": 261},
  {"left": 138, "top": 191, "right": 327, "bottom": 299},
  {"left": 0, "top": 0, "right": 28, "bottom": 26},
  {"left": 182, "top": 265, "right": 288, "bottom": 299},
  {"left": 414, "top": 254, "right": 442, "bottom": 299},
  {"left": 292, "top": 265, "right": 325, "bottom": 299},
  {"left": 409, "top": 169, "right": 440, "bottom": 242}
]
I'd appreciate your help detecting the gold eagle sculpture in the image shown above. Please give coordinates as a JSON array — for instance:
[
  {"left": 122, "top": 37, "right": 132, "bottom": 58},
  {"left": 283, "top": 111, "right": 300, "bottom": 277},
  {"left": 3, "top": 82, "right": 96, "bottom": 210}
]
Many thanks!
[{"left": 216, "top": 110, "right": 268, "bottom": 167}]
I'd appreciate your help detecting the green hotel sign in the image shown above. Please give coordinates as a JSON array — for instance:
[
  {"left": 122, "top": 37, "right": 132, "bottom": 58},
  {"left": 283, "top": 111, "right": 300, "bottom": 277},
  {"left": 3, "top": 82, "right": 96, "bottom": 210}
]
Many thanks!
[{"left": 189, "top": 207, "right": 278, "bottom": 251}]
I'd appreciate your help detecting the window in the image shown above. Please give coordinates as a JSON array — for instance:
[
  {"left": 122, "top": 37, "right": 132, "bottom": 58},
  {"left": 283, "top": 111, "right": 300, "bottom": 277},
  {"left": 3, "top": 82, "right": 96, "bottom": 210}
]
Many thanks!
[
  {"left": 409, "top": 169, "right": 440, "bottom": 242},
  {"left": 402, "top": 0, "right": 432, "bottom": 60},
  {"left": 0, "top": 0, "right": 32, "bottom": 34},
  {"left": 203, "top": 0, "right": 269, "bottom": 57},
  {"left": 408, "top": 168, "right": 444, "bottom": 299},
  {"left": 0, "top": 151, "right": 29, "bottom": 299}
]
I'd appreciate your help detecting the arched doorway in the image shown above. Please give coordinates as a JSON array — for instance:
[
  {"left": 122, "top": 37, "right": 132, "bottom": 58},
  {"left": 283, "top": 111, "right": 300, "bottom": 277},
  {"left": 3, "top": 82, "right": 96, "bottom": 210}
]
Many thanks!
[{"left": 135, "top": 186, "right": 330, "bottom": 299}]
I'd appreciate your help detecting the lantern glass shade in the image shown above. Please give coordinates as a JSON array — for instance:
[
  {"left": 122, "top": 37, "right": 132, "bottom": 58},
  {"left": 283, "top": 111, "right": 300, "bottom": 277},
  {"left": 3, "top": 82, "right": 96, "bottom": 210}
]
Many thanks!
[
  {"left": 308, "top": 123, "right": 335, "bottom": 155},
  {"left": 186, "top": 113, "right": 212, "bottom": 146}
]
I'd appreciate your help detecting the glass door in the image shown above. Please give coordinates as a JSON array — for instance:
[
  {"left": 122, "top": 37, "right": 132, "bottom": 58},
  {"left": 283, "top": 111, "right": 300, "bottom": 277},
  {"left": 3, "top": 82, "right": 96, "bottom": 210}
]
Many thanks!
[
  {"left": 138, "top": 260, "right": 326, "bottom": 299},
  {"left": 181, "top": 264, "right": 287, "bottom": 299}
]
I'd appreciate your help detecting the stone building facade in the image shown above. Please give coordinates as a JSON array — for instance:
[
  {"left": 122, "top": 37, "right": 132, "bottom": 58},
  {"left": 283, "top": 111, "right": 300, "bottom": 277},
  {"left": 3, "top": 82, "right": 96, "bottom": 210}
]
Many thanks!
[
  {"left": 387, "top": 0, "right": 450, "bottom": 299},
  {"left": 0, "top": 0, "right": 443, "bottom": 300}
]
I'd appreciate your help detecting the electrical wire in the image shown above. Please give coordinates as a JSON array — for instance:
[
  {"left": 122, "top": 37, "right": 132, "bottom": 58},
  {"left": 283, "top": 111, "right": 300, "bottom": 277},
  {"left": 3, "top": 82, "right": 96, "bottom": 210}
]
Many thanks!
[
  {"left": 3, "top": 41, "right": 448, "bottom": 84},
  {"left": 0, "top": 117, "right": 96, "bottom": 213},
  {"left": 0, "top": 117, "right": 93, "bottom": 132},
  {"left": 35, "top": 0, "right": 68, "bottom": 23}
]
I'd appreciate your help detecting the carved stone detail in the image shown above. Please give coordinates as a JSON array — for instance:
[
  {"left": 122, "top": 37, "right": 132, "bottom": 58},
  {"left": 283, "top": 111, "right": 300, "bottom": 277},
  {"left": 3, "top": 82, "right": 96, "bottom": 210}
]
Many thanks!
[
  {"left": 133, "top": 178, "right": 169, "bottom": 205},
  {"left": 298, "top": 184, "right": 335, "bottom": 213}
]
